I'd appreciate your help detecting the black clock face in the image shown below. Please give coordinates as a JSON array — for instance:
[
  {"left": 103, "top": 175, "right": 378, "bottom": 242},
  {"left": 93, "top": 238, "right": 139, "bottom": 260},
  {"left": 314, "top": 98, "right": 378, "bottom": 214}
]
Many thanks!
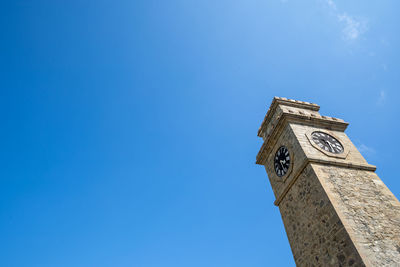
[
  {"left": 274, "top": 146, "right": 290, "bottom": 177},
  {"left": 311, "top": 131, "right": 343, "bottom": 154}
]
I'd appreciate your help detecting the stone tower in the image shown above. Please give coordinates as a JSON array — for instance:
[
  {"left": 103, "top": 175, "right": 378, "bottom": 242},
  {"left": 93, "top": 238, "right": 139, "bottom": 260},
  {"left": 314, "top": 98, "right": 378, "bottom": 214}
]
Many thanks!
[{"left": 256, "top": 97, "right": 400, "bottom": 266}]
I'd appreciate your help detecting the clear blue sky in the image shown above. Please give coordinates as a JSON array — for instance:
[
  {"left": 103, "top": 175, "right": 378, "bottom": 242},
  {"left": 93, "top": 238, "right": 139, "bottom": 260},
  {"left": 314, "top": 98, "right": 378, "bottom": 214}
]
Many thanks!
[{"left": 1, "top": 1, "right": 399, "bottom": 266}]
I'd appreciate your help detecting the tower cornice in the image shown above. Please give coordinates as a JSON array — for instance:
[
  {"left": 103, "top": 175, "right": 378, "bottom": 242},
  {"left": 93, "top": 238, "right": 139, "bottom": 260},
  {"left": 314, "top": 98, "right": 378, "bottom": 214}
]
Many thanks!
[
  {"left": 256, "top": 113, "right": 349, "bottom": 165},
  {"left": 258, "top": 97, "right": 320, "bottom": 138},
  {"left": 256, "top": 97, "right": 349, "bottom": 165}
]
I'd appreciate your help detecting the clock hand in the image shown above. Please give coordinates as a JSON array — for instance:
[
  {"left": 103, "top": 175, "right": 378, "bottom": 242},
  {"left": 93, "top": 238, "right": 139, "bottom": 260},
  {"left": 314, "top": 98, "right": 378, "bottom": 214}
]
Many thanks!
[
  {"left": 325, "top": 140, "right": 334, "bottom": 152},
  {"left": 280, "top": 160, "right": 286, "bottom": 169}
]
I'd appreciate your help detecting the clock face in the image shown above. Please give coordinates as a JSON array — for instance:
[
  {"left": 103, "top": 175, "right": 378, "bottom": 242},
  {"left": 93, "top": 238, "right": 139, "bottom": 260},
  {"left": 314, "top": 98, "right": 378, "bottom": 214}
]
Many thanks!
[
  {"left": 274, "top": 146, "right": 290, "bottom": 177},
  {"left": 311, "top": 131, "right": 343, "bottom": 154}
]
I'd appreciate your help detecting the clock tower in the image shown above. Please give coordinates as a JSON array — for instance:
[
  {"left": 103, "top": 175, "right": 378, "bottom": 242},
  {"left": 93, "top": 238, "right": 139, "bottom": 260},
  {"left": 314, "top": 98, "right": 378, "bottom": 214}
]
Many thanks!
[{"left": 256, "top": 97, "right": 400, "bottom": 266}]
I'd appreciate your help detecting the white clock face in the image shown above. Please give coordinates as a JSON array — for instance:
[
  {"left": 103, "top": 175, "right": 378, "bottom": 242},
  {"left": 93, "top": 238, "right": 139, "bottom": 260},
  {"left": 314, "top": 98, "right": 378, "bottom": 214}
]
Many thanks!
[{"left": 311, "top": 131, "right": 343, "bottom": 154}]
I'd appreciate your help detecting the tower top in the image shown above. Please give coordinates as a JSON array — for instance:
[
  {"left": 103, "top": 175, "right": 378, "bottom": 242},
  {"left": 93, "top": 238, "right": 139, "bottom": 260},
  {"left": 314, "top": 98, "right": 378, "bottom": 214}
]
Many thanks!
[
  {"left": 256, "top": 97, "right": 349, "bottom": 165},
  {"left": 257, "top": 97, "right": 348, "bottom": 140},
  {"left": 269, "top": 96, "right": 320, "bottom": 111}
]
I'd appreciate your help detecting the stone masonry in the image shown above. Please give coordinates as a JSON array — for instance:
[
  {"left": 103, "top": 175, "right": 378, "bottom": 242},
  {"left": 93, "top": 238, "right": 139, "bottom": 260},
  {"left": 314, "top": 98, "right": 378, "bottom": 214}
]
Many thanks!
[{"left": 256, "top": 97, "right": 400, "bottom": 266}]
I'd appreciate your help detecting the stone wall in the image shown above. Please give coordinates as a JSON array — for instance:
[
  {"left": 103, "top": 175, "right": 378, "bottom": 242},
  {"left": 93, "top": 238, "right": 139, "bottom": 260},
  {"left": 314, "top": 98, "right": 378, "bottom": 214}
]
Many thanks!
[
  {"left": 257, "top": 98, "right": 400, "bottom": 266},
  {"left": 314, "top": 164, "right": 400, "bottom": 266},
  {"left": 264, "top": 123, "right": 304, "bottom": 200},
  {"left": 290, "top": 123, "right": 369, "bottom": 168},
  {"left": 279, "top": 164, "right": 364, "bottom": 266}
]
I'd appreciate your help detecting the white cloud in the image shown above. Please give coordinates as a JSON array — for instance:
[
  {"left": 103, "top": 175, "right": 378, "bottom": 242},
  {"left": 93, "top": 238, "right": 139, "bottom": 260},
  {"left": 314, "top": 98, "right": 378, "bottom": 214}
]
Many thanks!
[
  {"left": 338, "top": 13, "right": 367, "bottom": 41},
  {"left": 325, "top": 0, "right": 337, "bottom": 10},
  {"left": 323, "top": 0, "right": 367, "bottom": 41}
]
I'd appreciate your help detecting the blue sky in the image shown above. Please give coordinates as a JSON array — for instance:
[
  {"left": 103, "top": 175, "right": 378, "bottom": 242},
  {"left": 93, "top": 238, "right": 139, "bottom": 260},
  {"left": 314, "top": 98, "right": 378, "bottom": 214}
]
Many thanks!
[{"left": 1, "top": 1, "right": 399, "bottom": 266}]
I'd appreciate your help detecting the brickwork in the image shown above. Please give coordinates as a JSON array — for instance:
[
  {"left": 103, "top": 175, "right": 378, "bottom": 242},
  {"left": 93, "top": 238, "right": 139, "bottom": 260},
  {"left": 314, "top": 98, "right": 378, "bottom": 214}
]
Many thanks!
[{"left": 256, "top": 97, "right": 400, "bottom": 266}]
